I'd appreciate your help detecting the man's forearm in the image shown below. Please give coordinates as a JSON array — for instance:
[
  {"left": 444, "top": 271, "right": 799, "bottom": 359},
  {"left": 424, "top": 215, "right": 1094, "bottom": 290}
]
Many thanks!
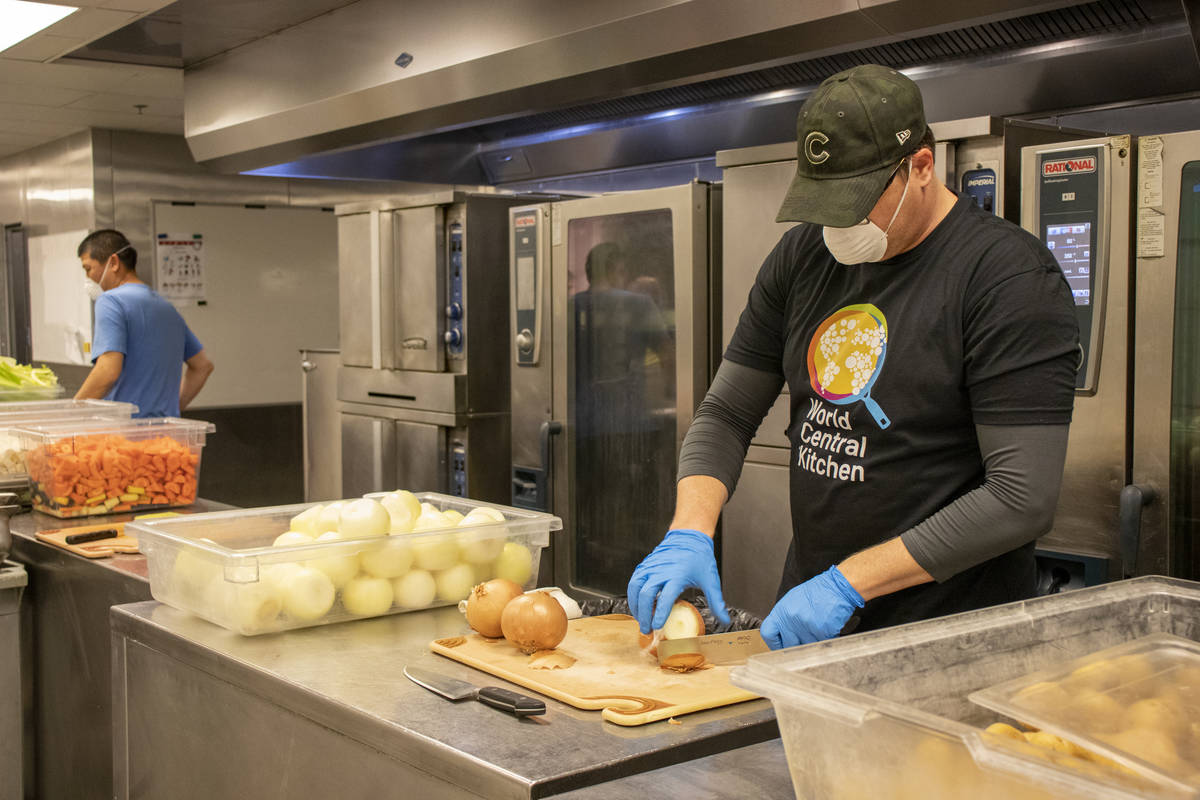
[
  {"left": 668, "top": 474, "right": 728, "bottom": 538},
  {"left": 74, "top": 361, "right": 120, "bottom": 400},
  {"left": 179, "top": 367, "right": 210, "bottom": 411},
  {"left": 837, "top": 537, "right": 933, "bottom": 602}
]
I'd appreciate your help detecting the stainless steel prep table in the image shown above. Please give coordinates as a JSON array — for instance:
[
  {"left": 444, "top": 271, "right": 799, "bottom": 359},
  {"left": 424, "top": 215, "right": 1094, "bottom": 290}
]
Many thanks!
[
  {"left": 10, "top": 501, "right": 232, "bottom": 800},
  {"left": 551, "top": 739, "right": 793, "bottom": 799},
  {"left": 110, "top": 601, "right": 778, "bottom": 800}
]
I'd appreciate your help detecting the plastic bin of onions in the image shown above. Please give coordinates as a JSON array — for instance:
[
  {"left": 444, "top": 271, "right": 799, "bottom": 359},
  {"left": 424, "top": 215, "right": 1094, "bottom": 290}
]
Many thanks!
[
  {"left": 130, "top": 491, "right": 563, "bottom": 635},
  {"left": 731, "top": 576, "right": 1200, "bottom": 800}
]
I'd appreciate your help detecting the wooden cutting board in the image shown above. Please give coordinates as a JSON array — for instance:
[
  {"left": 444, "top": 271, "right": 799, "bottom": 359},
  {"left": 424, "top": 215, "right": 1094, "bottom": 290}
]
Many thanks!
[
  {"left": 429, "top": 614, "right": 760, "bottom": 726},
  {"left": 35, "top": 522, "right": 139, "bottom": 558}
]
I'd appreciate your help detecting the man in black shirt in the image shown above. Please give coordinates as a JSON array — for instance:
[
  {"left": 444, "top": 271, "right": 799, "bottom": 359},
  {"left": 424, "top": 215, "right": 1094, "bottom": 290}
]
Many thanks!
[{"left": 627, "top": 64, "right": 1079, "bottom": 648}]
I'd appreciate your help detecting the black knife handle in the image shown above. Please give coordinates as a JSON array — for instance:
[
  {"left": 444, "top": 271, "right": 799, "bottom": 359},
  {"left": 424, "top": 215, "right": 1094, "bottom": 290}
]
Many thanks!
[
  {"left": 65, "top": 529, "right": 119, "bottom": 545},
  {"left": 476, "top": 686, "right": 545, "bottom": 717}
]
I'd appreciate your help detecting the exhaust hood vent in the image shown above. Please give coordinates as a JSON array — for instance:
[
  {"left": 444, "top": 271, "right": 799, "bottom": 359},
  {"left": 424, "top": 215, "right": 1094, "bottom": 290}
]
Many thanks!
[
  {"left": 488, "top": 0, "right": 1156, "bottom": 139},
  {"left": 208, "top": 0, "right": 1190, "bottom": 186}
]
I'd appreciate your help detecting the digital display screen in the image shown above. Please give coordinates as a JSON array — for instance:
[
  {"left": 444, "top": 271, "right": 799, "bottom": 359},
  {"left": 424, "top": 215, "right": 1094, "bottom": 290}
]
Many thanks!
[
  {"left": 1045, "top": 222, "right": 1093, "bottom": 306},
  {"left": 516, "top": 256, "right": 535, "bottom": 309}
]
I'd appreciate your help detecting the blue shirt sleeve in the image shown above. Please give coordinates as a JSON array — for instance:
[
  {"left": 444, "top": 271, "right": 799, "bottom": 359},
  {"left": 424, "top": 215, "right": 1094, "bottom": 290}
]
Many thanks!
[
  {"left": 182, "top": 325, "right": 203, "bottom": 361},
  {"left": 91, "top": 293, "right": 127, "bottom": 362}
]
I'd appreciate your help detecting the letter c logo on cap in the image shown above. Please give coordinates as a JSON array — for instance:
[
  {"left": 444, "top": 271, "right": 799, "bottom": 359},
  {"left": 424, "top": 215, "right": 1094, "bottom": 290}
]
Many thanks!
[{"left": 805, "top": 131, "right": 830, "bottom": 165}]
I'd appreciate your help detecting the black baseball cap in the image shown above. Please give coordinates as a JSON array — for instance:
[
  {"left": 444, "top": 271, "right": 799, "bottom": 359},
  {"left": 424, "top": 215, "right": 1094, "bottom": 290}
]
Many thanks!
[{"left": 776, "top": 64, "right": 928, "bottom": 227}]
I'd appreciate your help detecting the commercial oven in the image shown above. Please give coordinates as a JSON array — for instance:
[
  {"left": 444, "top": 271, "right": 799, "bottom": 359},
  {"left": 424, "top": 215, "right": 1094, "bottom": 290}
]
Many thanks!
[
  {"left": 509, "top": 182, "right": 721, "bottom": 597},
  {"left": 715, "top": 118, "right": 1103, "bottom": 618},
  {"left": 336, "top": 191, "right": 527, "bottom": 503},
  {"left": 1020, "top": 129, "right": 1200, "bottom": 585}
]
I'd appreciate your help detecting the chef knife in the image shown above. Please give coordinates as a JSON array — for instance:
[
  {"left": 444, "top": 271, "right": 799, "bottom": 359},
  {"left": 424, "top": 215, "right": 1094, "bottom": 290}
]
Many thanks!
[
  {"left": 403, "top": 665, "right": 545, "bottom": 717},
  {"left": 657, "top": 630, "right": 770, "bottom": 666}
]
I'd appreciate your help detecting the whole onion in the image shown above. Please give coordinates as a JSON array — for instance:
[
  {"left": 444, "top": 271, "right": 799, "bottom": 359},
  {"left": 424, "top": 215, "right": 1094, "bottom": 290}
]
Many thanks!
[
  {"left": 501, "top": 591, "right": 568, "bottom": 654},
  {"left": 465, "top": 578, "right": 524, "bottom": 638}
]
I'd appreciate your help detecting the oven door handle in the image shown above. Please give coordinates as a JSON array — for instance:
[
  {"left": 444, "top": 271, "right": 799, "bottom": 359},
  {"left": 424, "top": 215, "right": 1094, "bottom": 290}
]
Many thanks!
[
  {"left": 1119, "top": 483, "right": 1156, "bottom": 578},
  {"left": 539, "top": 421, "right": 562, "bottom": 480}
]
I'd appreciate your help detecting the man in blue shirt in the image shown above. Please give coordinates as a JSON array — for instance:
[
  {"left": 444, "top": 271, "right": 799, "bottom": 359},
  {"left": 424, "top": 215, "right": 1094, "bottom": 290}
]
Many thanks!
[{"left": 75, "top": 229, "right": 214, "bottom": 417}]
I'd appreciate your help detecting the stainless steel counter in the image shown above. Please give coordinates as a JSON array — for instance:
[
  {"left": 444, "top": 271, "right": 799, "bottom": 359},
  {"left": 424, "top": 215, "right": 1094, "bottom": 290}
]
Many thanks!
[
  {"left": 553, "top": 739, "right": 794, "bottom": 799},
  {"left": 111, "top": 600, "right": 778, "bottom": 800},
  {"left": 10, "top": 501, "right": 232, "bottom": 800}
]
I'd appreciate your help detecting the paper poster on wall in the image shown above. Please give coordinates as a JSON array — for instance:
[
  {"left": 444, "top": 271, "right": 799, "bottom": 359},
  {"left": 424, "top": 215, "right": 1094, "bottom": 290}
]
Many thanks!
[
  {"left": 27, "top": 229, "right": 92, "bottom": 365},
  {"left": 155, "top": 233, "right": 206, "bottom": 305}
]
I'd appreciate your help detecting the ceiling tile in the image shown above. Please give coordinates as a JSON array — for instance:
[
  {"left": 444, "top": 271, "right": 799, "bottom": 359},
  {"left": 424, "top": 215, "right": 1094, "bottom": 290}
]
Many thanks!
[
  {"left": 2, "top": 35, "right": 87, "bottom": 62},
  {"left": 65, "top": 91, "right": 182, "bottom": 116},
  {"left": 0, "top": 82, "right": 90, "bottom": 106},
  {"left": 46, "top": 8, "right": 136, "bottom": 40},
  {"left": 99, "top": 0, "right": 177, "bottom": 12},
  {"left": 1, "top": 58, "right": 153, "bottom": 92}
]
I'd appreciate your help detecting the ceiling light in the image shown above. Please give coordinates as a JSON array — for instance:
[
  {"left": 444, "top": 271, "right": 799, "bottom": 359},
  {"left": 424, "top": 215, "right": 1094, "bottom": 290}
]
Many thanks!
[{"left": 0, "top": 1, "right": 78, "bottom": 54}]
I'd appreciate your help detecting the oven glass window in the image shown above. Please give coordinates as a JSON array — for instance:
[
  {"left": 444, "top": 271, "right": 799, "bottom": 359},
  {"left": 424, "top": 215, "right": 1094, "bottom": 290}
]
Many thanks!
[
  {"left": 1172, "top": 160, "right": 1200, "bottom": 579},
  {"left": 567, "top": 209, "right": 676, "bottom": 595}
]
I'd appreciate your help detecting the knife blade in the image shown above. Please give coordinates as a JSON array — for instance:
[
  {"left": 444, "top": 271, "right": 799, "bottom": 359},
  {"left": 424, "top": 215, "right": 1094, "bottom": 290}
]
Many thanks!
[
  {"left": 657, "top": 630, "right": 770, "bottom": 666},
  {"left": 403, "top": 666, "right": 545, "bottom": 717}
]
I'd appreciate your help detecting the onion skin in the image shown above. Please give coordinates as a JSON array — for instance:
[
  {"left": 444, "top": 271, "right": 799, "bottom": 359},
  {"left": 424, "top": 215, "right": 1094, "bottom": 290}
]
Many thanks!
[
  {"left": 465, "top": 579, "right": 523, "bottom": 638},
  {"left": 501, "top": 591, "right": 568, "bottom": 654}
]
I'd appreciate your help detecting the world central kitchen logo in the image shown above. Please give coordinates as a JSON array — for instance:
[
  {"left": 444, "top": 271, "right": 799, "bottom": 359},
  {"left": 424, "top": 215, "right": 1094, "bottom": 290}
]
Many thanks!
[{"left": 1043, "top": 155, "right": 1097, "bottom": 176}]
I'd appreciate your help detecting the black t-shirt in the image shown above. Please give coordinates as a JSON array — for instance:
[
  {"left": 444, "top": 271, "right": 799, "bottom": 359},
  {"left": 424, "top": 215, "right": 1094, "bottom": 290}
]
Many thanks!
[{"left": 724, "top": 193, "right": 1079, "bottom": 630}]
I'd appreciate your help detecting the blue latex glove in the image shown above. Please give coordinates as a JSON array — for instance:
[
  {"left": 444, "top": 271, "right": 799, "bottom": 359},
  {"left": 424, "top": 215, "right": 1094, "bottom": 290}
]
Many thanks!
[
  {"left": 627, "top": 529, "right": 731, "bottom": 634},
  {"left": 760, "top": 566, "right": 864, "bottom": 650}
]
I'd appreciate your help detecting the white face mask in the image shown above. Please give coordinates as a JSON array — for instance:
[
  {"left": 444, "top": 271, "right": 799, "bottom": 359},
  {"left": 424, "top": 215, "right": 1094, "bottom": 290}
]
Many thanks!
[
  {"left": 83, "top": 244, "right": 128, "bottom": 301},
  {"left": 823, "top": 159, "right": 911, "bottom": 265}
]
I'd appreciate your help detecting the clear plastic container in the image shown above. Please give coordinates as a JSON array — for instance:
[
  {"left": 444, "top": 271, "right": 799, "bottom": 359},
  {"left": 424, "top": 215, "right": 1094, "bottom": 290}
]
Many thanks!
[
  {"left": 731, "top": 576, "right": 1200, "bottom": 800},
  {"left": 0, "top": 400, "right": 138, "bottom": 478},
  {"left": 130, "top": 492, "right": 563, "bottom": 635},
  {"left": 0, "top": 384, "right": 65, "bottom": 402},
  {"left": 970, "top": 633, "right": 1200, "bottom": 794},
  {"left": 12, "top": 417, "right": 214, "bottom": 518}
]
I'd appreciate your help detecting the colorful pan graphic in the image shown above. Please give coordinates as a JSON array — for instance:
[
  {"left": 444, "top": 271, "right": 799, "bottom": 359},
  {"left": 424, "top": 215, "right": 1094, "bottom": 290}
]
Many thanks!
[{"left": 806, "top": 303, "right": 891, "bottom": 429}]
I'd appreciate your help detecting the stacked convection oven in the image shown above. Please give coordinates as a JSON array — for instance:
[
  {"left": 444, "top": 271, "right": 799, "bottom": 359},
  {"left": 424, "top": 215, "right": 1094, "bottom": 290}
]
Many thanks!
[{"left": 335, "top": 191, "right": 532, "bottom": 504}]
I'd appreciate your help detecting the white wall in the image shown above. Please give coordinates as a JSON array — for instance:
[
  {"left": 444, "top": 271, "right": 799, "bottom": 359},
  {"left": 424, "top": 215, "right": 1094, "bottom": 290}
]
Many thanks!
[{"left": 152, "top": 202, "right": 338, "bottom": 407}]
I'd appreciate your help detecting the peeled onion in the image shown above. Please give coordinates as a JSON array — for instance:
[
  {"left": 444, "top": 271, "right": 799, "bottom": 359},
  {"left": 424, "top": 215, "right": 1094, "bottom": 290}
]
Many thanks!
[
  {"left": 380, "top": 490, "right": 421, "bottom": 532},
  {"left": 637, "top": 600, "right": 704, "bottom": 654},
  {"left": 501, "top": 591, "right": 568, "bottom": 654},
  {"left": 661, "top": 599, "right": 705, "bottom": 639},
  {"left": 272, "top": 531, "right": 314, "bottom": 548},
  {"left": 494, "top": 542, "right": 533, "bottom": 585},
  {"left": 393, "top": 569, "right": 437, "bottom": 609},
  {"left": 338, "top": 498, "right": 390, "bottom": 539},
  {"left": 435, "top": 563, "right": 476, "bottom": 603},
  {"left": 341, "top": 575, "right": 394, "bottom": 616},
  {"left": 289, "top": 504, "right": 324, "bottom": 536},
  {"left": 311, "top": 531, "right": 360, "bottom": 587},
  {"left": 465, "top": 578, "right": 524, "bottom": 638}
]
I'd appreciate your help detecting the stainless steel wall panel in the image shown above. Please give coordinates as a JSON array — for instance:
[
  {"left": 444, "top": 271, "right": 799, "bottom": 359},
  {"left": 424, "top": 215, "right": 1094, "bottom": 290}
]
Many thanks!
[{"left": 0, "top": 130, "right": 95, "bottom": 235}]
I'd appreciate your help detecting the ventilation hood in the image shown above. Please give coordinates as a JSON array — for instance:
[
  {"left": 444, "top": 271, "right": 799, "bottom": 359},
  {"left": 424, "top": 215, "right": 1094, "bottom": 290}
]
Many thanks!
[{"left": 181, "top": 0, "right": 1200, "bottom": 183}]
